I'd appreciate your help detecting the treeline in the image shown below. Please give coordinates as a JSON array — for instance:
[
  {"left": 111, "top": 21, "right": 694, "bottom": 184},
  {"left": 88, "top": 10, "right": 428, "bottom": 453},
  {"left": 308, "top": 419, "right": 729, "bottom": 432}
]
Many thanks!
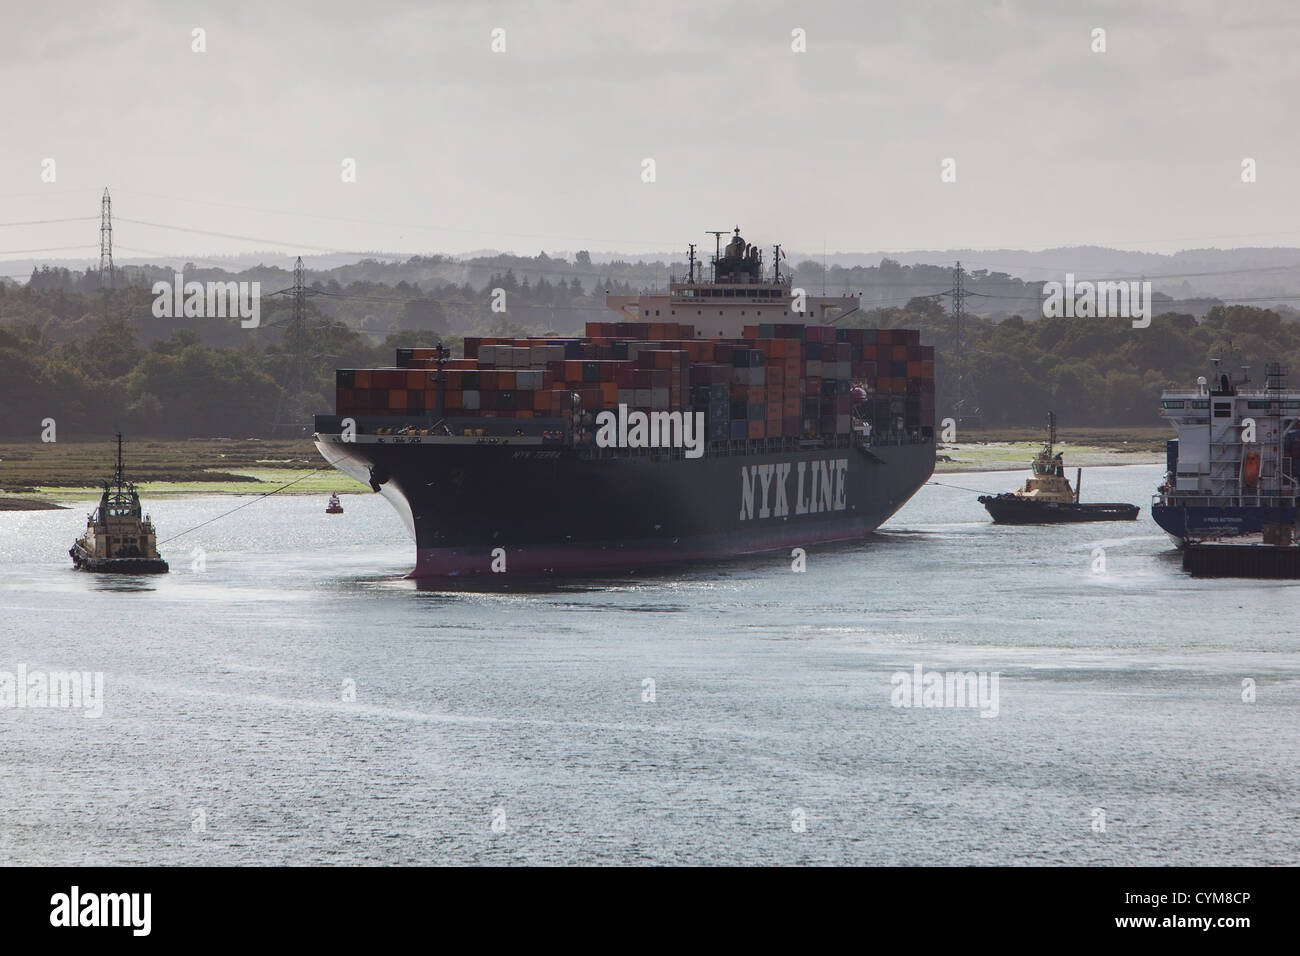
[
  {"left": 3, "top": 270, "right": 1300, "bottom": 439},
  {"left": 18, "top": 256, "right": 641, "bottom": 340},
  {"left": 845, "top": 297, "right": 1300, "bottom": 426},
  {"left": 18, "top": 253, "right": 1096, "bottom": 338}
]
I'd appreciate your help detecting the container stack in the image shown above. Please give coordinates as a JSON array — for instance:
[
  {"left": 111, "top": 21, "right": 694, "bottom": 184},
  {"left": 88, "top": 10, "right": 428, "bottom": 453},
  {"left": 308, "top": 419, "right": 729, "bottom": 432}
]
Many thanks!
[{"left": 333, "top": 321, "right": 935, "bottom": 440}]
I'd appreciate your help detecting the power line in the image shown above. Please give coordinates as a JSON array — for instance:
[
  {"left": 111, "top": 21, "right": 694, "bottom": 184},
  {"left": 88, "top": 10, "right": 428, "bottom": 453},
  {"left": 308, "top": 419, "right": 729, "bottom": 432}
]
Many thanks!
[
  {"left": 0, "top": 216, "right": 98, "bottom": 228},
  {"left": 110, "top": 187, "right": 683, "bottom": 248},
  {"left": 0, "top": 244, "right": 96, "bottom": 255},
  {"left": 115, "top": 217, "right": 355, "bottom": 254}
]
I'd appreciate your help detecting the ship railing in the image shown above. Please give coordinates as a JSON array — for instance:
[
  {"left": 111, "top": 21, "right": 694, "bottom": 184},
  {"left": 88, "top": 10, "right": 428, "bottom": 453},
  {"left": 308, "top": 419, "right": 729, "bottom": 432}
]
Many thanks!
[
  {"left": 572, "top": 429, "right": 931, "bottom": 462},
  {"left": 1152, "top": 493, "right": 1300, "bottom": 508}
]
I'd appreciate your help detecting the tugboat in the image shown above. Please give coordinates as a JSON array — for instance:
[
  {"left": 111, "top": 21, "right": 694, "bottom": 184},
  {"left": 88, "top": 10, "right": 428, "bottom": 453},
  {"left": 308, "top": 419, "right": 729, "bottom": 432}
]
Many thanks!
[
  {"left": 325, "top": 492, "right": 344, "bottom": 514},
  {"left": 978, "top": 413, "right": 1139, "bottom": 524},
  {"left": 69, "top": 434, "right": 169, "bottom": 573}
]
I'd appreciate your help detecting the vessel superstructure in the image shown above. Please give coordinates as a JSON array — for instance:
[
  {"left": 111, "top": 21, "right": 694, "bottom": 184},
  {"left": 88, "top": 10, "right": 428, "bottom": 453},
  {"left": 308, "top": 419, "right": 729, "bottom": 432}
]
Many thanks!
[{"left": 1152, "top": 362, "right": 1300, "bottom": 543}]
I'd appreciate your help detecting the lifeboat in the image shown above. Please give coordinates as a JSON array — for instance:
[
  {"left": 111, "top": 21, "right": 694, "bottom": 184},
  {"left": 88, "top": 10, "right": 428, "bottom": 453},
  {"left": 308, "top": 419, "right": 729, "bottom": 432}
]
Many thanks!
[{"left": 1243, "top": 451, "right": 1261, "bottom": 486}]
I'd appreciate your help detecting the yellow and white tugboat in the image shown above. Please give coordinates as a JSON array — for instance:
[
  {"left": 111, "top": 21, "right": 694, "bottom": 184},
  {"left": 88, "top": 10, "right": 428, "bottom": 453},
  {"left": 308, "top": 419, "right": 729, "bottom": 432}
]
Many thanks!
[
  {"left": 978, "top": 413, "right": 1139, "bottom": 524},
  {"left": 69, "top": 434, "right": 169, "bottom": 573}
]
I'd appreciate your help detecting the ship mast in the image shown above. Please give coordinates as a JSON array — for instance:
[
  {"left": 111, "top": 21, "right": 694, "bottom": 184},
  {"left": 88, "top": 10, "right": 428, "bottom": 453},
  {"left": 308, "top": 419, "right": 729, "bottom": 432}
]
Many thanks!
[
  {"left": 706, "top": 230, "right": 727, "bottom": 283},
  {"left": 114, "top": 432, "right": 125, "bottom": 491}
]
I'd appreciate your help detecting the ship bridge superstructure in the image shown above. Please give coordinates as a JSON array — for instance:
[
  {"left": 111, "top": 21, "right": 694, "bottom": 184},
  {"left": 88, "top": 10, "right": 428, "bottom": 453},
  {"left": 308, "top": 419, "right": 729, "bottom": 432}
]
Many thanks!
[
  {"left": 1158, "top": 364, "right": 1300, "bottom": 507},
  {"left": 605, "top": 227, "right": 860, "bottom": 338}
]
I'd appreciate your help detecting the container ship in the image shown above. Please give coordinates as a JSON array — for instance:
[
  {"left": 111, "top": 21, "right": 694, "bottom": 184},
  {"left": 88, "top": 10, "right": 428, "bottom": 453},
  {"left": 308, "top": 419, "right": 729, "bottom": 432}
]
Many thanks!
[
  {"left": 313, "top": 228, "right": 936, "bottom": 576},
  {"left": 1152, "top": 362, "right": 1300, "bottom": 544}
]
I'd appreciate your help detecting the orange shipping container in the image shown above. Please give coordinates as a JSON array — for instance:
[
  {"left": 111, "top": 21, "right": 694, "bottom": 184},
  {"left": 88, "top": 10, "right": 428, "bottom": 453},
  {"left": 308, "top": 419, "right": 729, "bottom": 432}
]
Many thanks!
[
  {"left": 355, "top": 370, "right": 372, "bottom": 389},
  {"left": 388, "top": 389, "right": 407, "bottom": 409}
]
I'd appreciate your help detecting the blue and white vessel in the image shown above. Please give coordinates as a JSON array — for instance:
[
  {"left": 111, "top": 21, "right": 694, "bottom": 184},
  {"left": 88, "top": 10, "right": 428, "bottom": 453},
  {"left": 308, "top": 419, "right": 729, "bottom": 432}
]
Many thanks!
[{"left": 1152, "top": 362, "right": 1300, "bottom": 544}]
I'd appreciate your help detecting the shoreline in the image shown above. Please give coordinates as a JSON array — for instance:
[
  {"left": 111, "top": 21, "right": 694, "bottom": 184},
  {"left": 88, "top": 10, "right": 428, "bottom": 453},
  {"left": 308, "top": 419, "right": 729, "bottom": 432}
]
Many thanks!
[
  {"left": 1, "top": 436, "right": 1164, "bottom": 504},
  {"left": 937, "top": 458, "right": 1161, "bottom": 475},
  {"left": 2, "top": 456, "right": 1164, "bottom": 506},
  {"left": 935, "top": 440, "right": 1162, "bottom": 475}
]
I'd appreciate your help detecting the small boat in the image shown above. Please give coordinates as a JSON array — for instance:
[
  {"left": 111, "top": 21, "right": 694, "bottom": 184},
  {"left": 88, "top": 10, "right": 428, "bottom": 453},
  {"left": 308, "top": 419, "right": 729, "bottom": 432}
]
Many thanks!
[
  {"left": 69, "top": 434, "right": 169, "bottom": 573},
  {"left": 325, "top": 493, "right": 344, "bottom": 514},
  {"left": 978, "top": 413, "right": 1139, "bottom": 524}
]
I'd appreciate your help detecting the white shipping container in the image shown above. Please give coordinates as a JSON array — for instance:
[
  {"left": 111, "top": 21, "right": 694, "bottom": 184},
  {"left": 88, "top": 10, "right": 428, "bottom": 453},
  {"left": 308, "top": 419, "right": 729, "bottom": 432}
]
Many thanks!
[{"left": 463, "top": 390, "right": 481, "bottom": 410}]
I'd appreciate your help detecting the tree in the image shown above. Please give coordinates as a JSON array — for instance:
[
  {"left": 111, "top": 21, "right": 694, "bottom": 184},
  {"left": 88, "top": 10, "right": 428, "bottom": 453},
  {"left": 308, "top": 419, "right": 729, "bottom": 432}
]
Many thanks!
[{"left": 395, "top": 298, "right": 448, "bottom": 334}]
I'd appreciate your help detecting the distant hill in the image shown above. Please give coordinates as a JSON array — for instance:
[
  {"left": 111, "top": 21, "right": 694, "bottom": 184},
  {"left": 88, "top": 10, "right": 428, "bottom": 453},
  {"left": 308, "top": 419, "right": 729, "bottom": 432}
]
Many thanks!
[{"left": 7, "top": 245, "right": 1300, "bottom": 320}]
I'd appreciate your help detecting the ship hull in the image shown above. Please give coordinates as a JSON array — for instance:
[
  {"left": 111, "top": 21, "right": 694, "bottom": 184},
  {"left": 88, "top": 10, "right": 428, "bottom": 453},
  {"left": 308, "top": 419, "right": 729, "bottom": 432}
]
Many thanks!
[
  {"left": 69, "top": 543, "right": 169, "bottom": 574},
  {"left": 978, "top": 496, "right": 1139, "bottom": 524},
  {"left": 1152, "top": 502, "right": 1297, "bottom": 545},
  {"left": 315, "top": 435, "right": 934, "bottom": 577}
]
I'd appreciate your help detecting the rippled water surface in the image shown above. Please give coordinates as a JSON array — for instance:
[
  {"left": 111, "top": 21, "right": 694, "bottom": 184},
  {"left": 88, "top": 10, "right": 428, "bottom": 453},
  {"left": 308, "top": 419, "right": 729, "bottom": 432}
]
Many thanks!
[{"left": 2, "top": 463, "right": 1296, "bottom": 865}]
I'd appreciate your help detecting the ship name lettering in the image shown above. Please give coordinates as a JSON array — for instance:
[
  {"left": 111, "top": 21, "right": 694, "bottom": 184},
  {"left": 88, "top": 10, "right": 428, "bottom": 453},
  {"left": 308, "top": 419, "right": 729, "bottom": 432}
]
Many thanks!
[{"left": 740, "top": 458, "right": 848, "bottom": 521}]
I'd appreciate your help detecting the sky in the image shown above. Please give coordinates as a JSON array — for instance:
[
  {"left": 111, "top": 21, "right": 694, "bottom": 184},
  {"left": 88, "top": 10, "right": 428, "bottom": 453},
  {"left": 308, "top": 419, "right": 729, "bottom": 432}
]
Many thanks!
[{"left": 3, "top": 0, "right": 1300, "bottom": 265}]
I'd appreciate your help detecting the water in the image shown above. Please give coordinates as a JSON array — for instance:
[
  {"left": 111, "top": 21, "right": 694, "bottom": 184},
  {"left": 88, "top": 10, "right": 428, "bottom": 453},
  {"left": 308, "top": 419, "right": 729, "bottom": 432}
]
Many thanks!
[{"left": 1, "top": 463, "right": 1296, "bottom": 865}]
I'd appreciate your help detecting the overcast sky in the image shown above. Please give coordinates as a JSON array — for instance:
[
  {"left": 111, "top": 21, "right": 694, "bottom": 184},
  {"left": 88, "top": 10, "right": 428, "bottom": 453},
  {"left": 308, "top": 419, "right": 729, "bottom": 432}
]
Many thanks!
[{"left": 4, "top": 0, "right": 1299, "bottom": 264}]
